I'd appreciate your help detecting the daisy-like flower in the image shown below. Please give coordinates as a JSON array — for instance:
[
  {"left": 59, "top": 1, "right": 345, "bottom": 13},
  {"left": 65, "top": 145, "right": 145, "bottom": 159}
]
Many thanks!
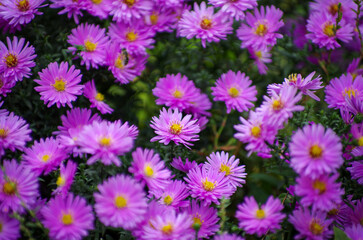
[
  {"left": 185, "top": 165, "right": 233, "bottom": 206},
  {"left": 68, "top": 23, "right": 109, "bottom": 70},
  {"left": 153, "top": 73, "right": 201, "bottom": 111},
  {"left": 295, "top": 174, "right": 344, "bottom": 211},
  {"left": 351, "top": 123, "right": 363, "bottom": 146},
  {"left": 144, "top": 6, "right": 177, "bottom": 34},
  {"left": 0, "top": 37, "right": 36, "bottom": 82},
  {"left": 84, "top": 80, "right": 113, "bottom": 114},
  {"left": 151, "top": 180, "right": 190, "bottom": 208},
  {"left": 214, "top": 233, "right": 245, "bottom": 240},
  {"left": 50, "top": 0, "right": 89, "bottom": 24},
  {"left": 0, "top": 0, "right": 45, "bottom": 29},
  {"left": 0, "top": 159, "right": 39, "bottom": 213},
  {"left": 289, "top": 208, "right": 333, "bottom": 240},
  {"left": 129, "top": 147, "right": 172, "bottom": 190},
  {"left": 235, "top": 196, "right": 285, "bottom": 237},
  {"left": 186, "top": 200, "right": 219, "bottom": 239},
  {"left": 205, "top": 151, "right": 246, "bottom": 188},
  {"left": 53, "top": 161, "right": 77, "bottom": 196},
  {"left": 306, "top": 11, "right": 353, "bottom": 50},
  {"left": 34, "top": 62, "right": 84, "bottom": 108},
  {"left": 0, "top": 212, "right": 20, "bottom": 240},
  {"left": 184, "top": 92, "right": 212, "bottom": 118},
  {"left": 150, "top": 108, "right": 200, "bottom": 148},
  {"left": 211, "top": 70, "right": 257, "bottom": 113},
  {"left": 248, "top": 47, "right": 272, "bottom": 75},
  {"left": 208, "top": 0, "right": 257, "bottom": 21},
  {"left": 348, "top": 161, "right": 363, "bottom": 185},
  {"left": 22, "top": 137, "right": 67, "bottom": 176},
  {"left": 77, "top": 120, "right": 136, "bottom": 166},
  {"left": 85, "top": 0, "right": 112, "bottom": 19},
  {"left": 171, "top": 156, "right": 198, "bottom": 173},
  {"left": 109, "top": 0, "right": 153, "bottom": 23},
  {"left": 289, "top": 124, "right": 343, "bottom": 178},
  {"left": 178, "top": 2, "right": 233, "bottom": 48},
  {"left": 0, "top": 73, "right": 16, "bottom": 98},
  {"left": 237, "top": 5, "right": 284, "bottom": 50},
  {"left": 345, "top": 224, "right": 363, "bottom": 240},
  {"left": 41, "top": 194, "right": 94, "bottom": 240},
  {"left": 94, "top": 174, "right": 148, "bottom": 230},
  {"left": 310, "top": 0, "right": 356, "bottom": 24},
  {"left": 0, "top": 111, "right": 31, "bottom": 156}
]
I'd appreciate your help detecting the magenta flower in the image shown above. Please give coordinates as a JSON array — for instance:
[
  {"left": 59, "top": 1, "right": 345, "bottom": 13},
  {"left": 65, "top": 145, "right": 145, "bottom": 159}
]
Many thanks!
[
  {"left": 208, "top": 0, "right": 257, "bottom": 21},
  {"left": 0, "top": 159, "right": 39, "bottom": 213},
  {"left": 0, "top": 37, "right": 36, "bottom": 82},
  {"left": 185, "top": 165, "right": 233, "bottom": 206},
  {"left": 346, "top": 198, "right": 363, "bottom": 227},
  {"left": 0, "top": 212, "right": 20, "bottom": 240},
  {"left": 77, "top": 120, "right": 136, "bottom": 166},
  {"left": 178, "top": 2, "right": 233, "bottom": 48},
  {"left": 236, "top": 196, "right": 285, "bottom": 237},
  {"left": 150, "top": 108, "right": 200, "bottom": 148},
  {"left": 53, "top": 161, "right": 77, "bottom": 196},
  {"left": 237, "top": 5, "right": 284, "bottom": 50},
  {"left": 214, "top": 233, "right": 245, "bottom": 240},
  {"left": 310, "top": 0, "right": 356, "bottom": 24},
  {"left": 0, "top": 73, "right": 16, "bottom": 98},
  {"left": 85, "top": 0, "right": 112, "bottom": 19},
  {"left": 171, "top": 156, "right": 198, "bottom": 173},
  {"left": 50, "top": 0, "right": 89, "bottom": 23},
  {"left": 150, "top": 180, "right": 190, "bottom": 208},
  {"left": 184, "top": 92, "right": 212, "bottom": 118},
  {"left": 345, "top": 224, "right": 363, "bottom": 240},
  {"left": 211, "top": 70, "right": 257, "bottom": 113},
  {"left": 41, "top": 194, "right": 94, "bottom": 240},
  {"left": 94, "top": 174, "right": 147, "bottom": 230},
  {"left": 109, "top": 0, "right": 153, "bottom": 23},
  {"left": 144, "top": 6, "right": 177, "bottom": 34},
  {"left": 248, "top": 47, "right": 272, "bottom": 75},
  {"left": 348, "top": 161, "right": 363, "bottom": 185},
  {"left": 129, "top": 147, "right": 172, "bottom": 190},
  {"left": 84, "top": 80, "right": 113, "bottom": 114},
  {"left": 34, "top": 62, "right": 84, "bottom": 108},
  {"left": 289, "top": 124, "right": 343, "bottom": 178}
]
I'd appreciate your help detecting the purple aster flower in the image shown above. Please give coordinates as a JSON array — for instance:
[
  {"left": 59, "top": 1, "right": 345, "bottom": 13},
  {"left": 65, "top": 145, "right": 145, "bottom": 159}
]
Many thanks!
[
  {"left": 0, "top": 111, "right": 31, "bottom": 156},
  {"left": 150, "top": 108, "right": 200, "bottom": 148},
  {"left": 208, "top": 0, "right": 257, "bottom": 21},
  {"left": 236, "top": 196, "right": 285, "bottom": 237},
  {"left": 348, "top": 161, "right": 363, "bottom": 185},
  {"left": 211, "top": 70, "right": 257, "bottom": 113},
  {"left": 171, "top": 156, "right": 198, "bottom": 173},
  {"left": 178, "top": 2, "right": 233, "bottom": 48},
  {"left": 23, "top": 137, "right": 67, "bottom": 176},
  {"left": 205, "top": 151, "right": 246, "bottom": 188},
  {"left": 0, "top": 159, "right": 39, "bottom": 213},
  {"left": 184, "top": 92, "right": 212, "bottom": 118},
  {"left": 185, "top": 165, "right": 233, "bottom": 206},
  {"left": 77, "top": 120, "right": 136, "bottom": 166},
  {"left": 108, "top": 21, "right": 155, "bottom": 56},
  {"left": 153, "top": 73, "right": 201, "bottom": 111},
  {"left": 345, "top": 198, "right": 363, "bottom": 227},
  {"left": 129, "top": 147, "right": 172, "bottom": 190},
  {"left": 295, "top": 174, "right": 344, "bottom": 211},
  {"left": 345, "top": 224, "right": 363, "bottom": 240},
  {"left": 310, "top": 0, "right": 356, "bottom": 24},
  {"left": 0, "top": 212, "right": 20, "bottom": 240},
  {"left": 289, "top": 208, "right": 333, "bottom": 240},
  {"left": 248, "top": 47, "right": 272, "bottom": 75},
  {"left": 41, "top": 194, "right": 94, "bottom": 240},
  {"left": 53, "top": 160, "right": 77, "bottom": 196},
  {"left": 0, "top": 73, "right": 16, "bottom": 98},
  {"left": 186, "top": 200, "right": 219, "bottom": 239},
  {"left": 214, "top": 233, "right": 245, "bottom": 240},
  {"left": 68, "top": 23, "right": 109, "bottom": 70},
  {"left": 109, "top": 0, "right": 153, "bottom": 23},
  {"left": 144, "top": 6, "right": 177, "bottom": 34},
  {"left": 351, "top": 123, "right": 363, "bottom": 146},
  {"left": 34, "top": 62, "right": 84, "bottom": 108},
  {"left": 85, "top": 0, "right": 112, "bottom": 19},
  {"left": 306, "top": 11, "right": 353, "bottom": 50},
  {"left": 0, "top": 37, "right": 36, "bottom": 82},
  {"left": 150, "top": 180, "right": 189, "bottom": 208},
  {"left": 50, "top": 0, "right": 89, "bottom": 24},
  {"left": 94, "top": 174, "right": 148, "bottom": 230},
  {"left": 347, "top": 58, "right": 363, "bottom": 78},
  {"left": 237, "top": 5, "right": 284, "bottom": 50},
  {"left": 289, "top": 124, "right": 343, "bottom": 178},
  {"left": 84, "top": 80, "right": 113, "bottom": 114}
]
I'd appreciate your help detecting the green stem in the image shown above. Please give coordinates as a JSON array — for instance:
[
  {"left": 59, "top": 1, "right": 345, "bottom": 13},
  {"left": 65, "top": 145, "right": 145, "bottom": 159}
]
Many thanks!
[{"left": 214, "top": 115, "right": 228, "bottom": 150}]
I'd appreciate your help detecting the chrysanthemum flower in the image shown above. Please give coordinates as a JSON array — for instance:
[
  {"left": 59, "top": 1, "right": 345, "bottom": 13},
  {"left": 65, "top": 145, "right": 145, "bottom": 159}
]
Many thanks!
[
  {"left": 84, "top": 80, "right": 113, "bottom": 114},
  {"left": 0, "top": 212, "right": 20, "bottom": 240},
  {"left": 85, "top": 0, "right": 112, "bottom": 19},
  {"left": 237, "top": 5, "right": 284, "bottom": 50},
  {"left": 178, "top": 2, "right": 233, "bottom": 48},
  {"left": 214, "top": 233, "right": 245, "bottom": 240},
  {"left": 345, "top": 224, "right": 363, "bottom": 240},
  {"left": 153, "top": 73, "right": 201, "bottom": 111},
  {"left": 348, "top": 161, "right": 363, "bottom": 185},
  {"left": 289, "top": 208, "right": 333, "bottom": 240},
  {"left": 144, "top": 6, "right": 177, "bottom": 34},
  {"left": 41, "top": 194, "right": 94, "bottom": 240},
  {"left": 53, "top": 161, "right": 77, "bottom": 196},
  {"left": 211, "top": 70, "right": 257, "bottom": 113},
  {"left": 185, "top": 165, "right": 233, "bottom": 205},
  {"left": 109, "top": 0, "right": 153, "bottom": 23},
  {"left": 50, "top": 0, "right": 89, "bottom": 24},
  {"left": 306, "top": 12, "right": 353, "bottom": 50},
  {"left": 310, "top": 0, "right": 356, "bottom": 24},
  {"left": 68, "top": 23, "right": 109, "bottom": 70},
  {"left": 0, "top": 37, "right": 36, "bottom": 82},
  {"left": 129, "top": 147, "right": 172, "bottom": 190},
  {"left": 34, "top": 62, "right": 84, "bottom": 108},
  {"left": 150, "top": 108, "right": 200, "bottom": 148},
  {"left": 184, "top": 92, "right": 212, "bottom": 118},
  {"left": 295, "top": 174, "right": 344, "bottom": 211},
  {"left": 208, "top": 0, "right": 257, "bottom": 21},
  {"left": 77, "top": 120, "right": 136, "bottom": 166},
  {"left": 23, "top": 137, "right": 67, "bottom": 176},
  {"left": 345, "top": 198, "right": 363, "bottom": 227},
  {"left": 94, "top": 174, "right": 147, "bottom": 230},
  {"left": 171, "top": 156, "right": 198, "bottom": 173},
  {"left": 0, "top": 159, "right": 39, "bottom": 213},
  {"left": 0, "top": 111, "right": 31, "bottom": 155},
  {"left": 289, "top": 124, "right": 343, "bottom": 178},
  {"left": 186, "top": 200, "right": 219, "bottom": 239},
  {"left": 0, "top": 73, "right": 16, "bottom": 98},
  {"left": 248, "top": 47, "right": 272, "bottom": 75},
  {"left": 150, "top": 180, "right": 189, "bottom": 208}
]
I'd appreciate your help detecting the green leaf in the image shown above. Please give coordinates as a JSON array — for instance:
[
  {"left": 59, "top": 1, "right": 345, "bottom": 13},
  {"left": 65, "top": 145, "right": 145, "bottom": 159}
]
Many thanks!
[{"left": 334, "top": 227, "right": 350, "bottom": 240}]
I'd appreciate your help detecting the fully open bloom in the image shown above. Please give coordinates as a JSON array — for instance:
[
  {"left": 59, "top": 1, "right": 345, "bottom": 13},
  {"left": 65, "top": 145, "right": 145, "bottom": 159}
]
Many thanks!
[
  {"left": 50, "top": 0, "right": 89, "bottom": 24},
  {"left": 144, "top": 6, "right": 177, "bottom": 34},
  {"left": 248, "top": 47, "right": 272, "bottom": 75},
  {"left": 84, "top": 80, "right": 113, "bottom": 114},
  {"left": 53, "top": 161, "right": 77, "bottom": 196},
  {"left": 109, "top": 0, "right": 153, "bottom": 23},
  {"left": 0, "top": 212, "right": 20, "bottom": 240},
  {"left": 348, "top": 161, "right": 363, "bottom": 185},
  {"left": 150, "top": 180, "right": 190, "bottom": 208},
  {"left": 208, "top": 0, "right": 257, "bottom": 21},
  {"left": 310, "top": 0, "right": 356, "bottom": 25}
]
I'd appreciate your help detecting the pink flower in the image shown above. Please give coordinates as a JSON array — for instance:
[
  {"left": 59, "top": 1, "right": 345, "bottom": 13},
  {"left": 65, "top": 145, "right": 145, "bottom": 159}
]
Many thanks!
[
  {"left": 208, "top": 0, "right": 257, "bottom": 21},
  {"left": 345, "top": 224, "right": 363, "bottom": 240},
  {"left": 0, "top": 212, "right": 20, "bottom": 240},
  {"left": 214, "top": 233, "right": 245, "bottom": 240},
  {"left": 150, "top": 180, "right": 190, "bottom": 208},
  {"left": 85, "top": 0, "right": 112, "bottom": 19},
  {"left": 84, "top": 80, "right": 113, "bottom": 114},
  {"left": 50, "top": 0, "right": 89, "bottom": 24},
  {"left": 171, "top": 156, "right": 198, "bottom": 173},
  {"left": 53, "top": 161, "right": 77, "bottom": 196},
  {"left": 144, "top": 6, "right": 177, "bottom": 33},
  {"left": 248, "top": 47, "right": 272, "bottom": 75},
  {"left": 310, "top": 0, "right": 356, "bottom": 24},
  {"left": 109, "top": 0, "right": 153, "bottom": 23},
  {"left": 348, "top": 161, "right": 363, "bottom": 185}
]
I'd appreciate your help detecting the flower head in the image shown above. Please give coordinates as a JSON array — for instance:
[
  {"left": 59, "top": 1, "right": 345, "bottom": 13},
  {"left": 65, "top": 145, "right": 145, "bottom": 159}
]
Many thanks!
[
  {"left": 50, "top": 0, "right": 89, "bottom": 24},
  {"left": 150, "top": 180, "right": 190, "bottom": 208},
  {"left": 345, "top": 224, "right": 363, "bottom": 240},
  {"left": 248, "top": 47, "right": 272, "bottom": 75},
  {"left": 84, "top": 80, "right": 113, "bottom": 114},
  {"left": 208, "top": 0, "right": 257, "bottom": 21},
  {"left": 53, "top": 161, "right": 77, "bottom": 196},
  {"left": 109, "top": 0, "right": 153, "bottom": 23},
  {"left": 171, "top": 156, "right": 198, "bottom": 173},
  {"left": 0, "top": 212, "right": 20, "bottom": 240},
  {"left": 214, "top": 233, "right": 245, "bottom": 240}
]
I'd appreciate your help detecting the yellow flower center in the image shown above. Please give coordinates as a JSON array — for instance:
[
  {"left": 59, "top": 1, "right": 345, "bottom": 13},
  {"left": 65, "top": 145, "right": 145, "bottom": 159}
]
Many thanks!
[
  {"left": 150, "top": 14, "right": 158, "bottom": 25},
  {"left": 84, "top": 40, "right": 97, "bottom": 52},
  {"left": 0, "top": 222, "right": 2, "bottom": 233},
  {"left": 0, "top": 128, "right": 8, "bottom": 138},
  {"left": 329, "top": 4, "right": 339, "bottom": 15},
  {"left": 115, "top": 55, "right": 125, "bottom": 69},
  {"left": 99, "top": 137, "right": 111, "bottom": 147},
  {"left": 17, "top": 0, "right": 30, "bottom": 11},
  {"left": 123, "top": 0, "right": 134, "bottom": 7},
  {"left": 56, "top": 176, "right": 65, "bottom": 186},
  {"left": 163, "top": 195, "right": 173, "bottom": 205},
  {"left": 251, "top": 126, "right": 261, "bottom": 138},
  {"left": 169, "top": 123, "right": 182, "bottom": 135},
  {"left": 359, "top": 136, "right": 363, "bottom": 146},
  {"left": 202, "top": 178, "right": 215, "bottom": 191},
  {"left": 126, "top": 31, "right": 138, "bottom": 42},
  {"left": 61, "top": 213, "right": 73, "bottom": 225},
  {"left": 5, "top": 53, "right": 18, "bottom": 68},
  {"left": 220, "top": 164, "right": 231, "bottom": 176},
  {"left": 95, "top": 92, "right": 104, "bottom": 102},
  {"left": 193, "top": 216, "right": 203, "bottom": 226},
  {"left": 313, "top": 179, "right": 327, "bottom": 194},
  {"left": 115, "top": 195, "right": 127, "bottom": 208},
  {"left": 91, "top": 0, "right": 102, "bottom": 4},
  {"left": 288, "top": 73, "right": 298, "bottom": 83},
  {"left": 309, "top": 220, "right": 324, "bottom": 235},
  {"left": 255, "top": 209, "right": 266, "bottom": 219},
  {"left": 161, "top": 224, "right": 173, "bottom": 235},
  {"left": 323, "top": 23, "right": 335, "bottom": 37},
  {"left": 172, "top": 89, "right": 183, "bottom": 98},
  {"left": 41, "top": 154, "right": 50, "bottom": 162},
  {"left": 144, "top": 165, "right": 154, "bottom": 177},
  {"left": 272, "top": 99, "right": 283, "bottom": 111},
  {"left": 343, "top": 87, "right": 357, "bottom": 98},
  {"left": 255, "top": 51, "right": 262, "bottom": 59},
  {"left": 255, "top": 23, "right": 268, "bottom": 36},
  {"left": 3, "top": 181, "right": 17, "bottom": 195},
  {"left": 52, "top": 78, "right": 66, "bottom": 92},
  {"left": 309, "top": 144, "right": 323, "bottom": 158},
  {"left": 228, "top": 87, "right": 239, "bottom": 98},
  {"left": 200, "top": 18, "right": 212, "bottom": 30}
]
